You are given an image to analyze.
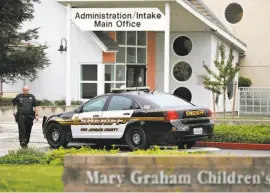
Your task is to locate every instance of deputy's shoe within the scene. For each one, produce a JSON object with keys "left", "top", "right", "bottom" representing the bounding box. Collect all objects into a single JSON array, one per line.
[{"left": 21, "top": 142, "right": 27, "bottom": 149}]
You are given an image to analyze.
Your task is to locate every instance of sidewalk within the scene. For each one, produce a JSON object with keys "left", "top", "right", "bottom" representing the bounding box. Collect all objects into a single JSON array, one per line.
[{"left": 0, "top": 121, "right": 49, "bottom": 156}]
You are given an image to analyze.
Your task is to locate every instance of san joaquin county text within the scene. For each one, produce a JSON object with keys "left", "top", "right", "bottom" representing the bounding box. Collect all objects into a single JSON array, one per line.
[
  {"left": 75, "top": 12, "right": 163, "bottom": 28},
  {"left": 86, "top": 170, "right": 270, "bottom": 186}
]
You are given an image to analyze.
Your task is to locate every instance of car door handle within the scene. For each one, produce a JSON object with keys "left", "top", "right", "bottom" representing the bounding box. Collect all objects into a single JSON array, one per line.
[
  {"left": 93, "top": 115, "right": 99, "bottom": 117},
  {"left": 123, "top": 113, "right": 130, "bottom": 115}
]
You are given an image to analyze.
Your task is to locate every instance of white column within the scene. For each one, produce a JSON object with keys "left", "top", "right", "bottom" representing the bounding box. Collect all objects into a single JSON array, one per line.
[
  {"left": 66, "top": 4, "right": 71, "bottom": 106},
  {"left": 97, "top": 64, "right": 105, "bottom": 95},
  {"left": 164, "top": 3, "right": 170, "bottom": 93}
]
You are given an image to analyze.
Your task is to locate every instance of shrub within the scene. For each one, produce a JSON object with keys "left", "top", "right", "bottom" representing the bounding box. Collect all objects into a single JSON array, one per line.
[
  {"left": 54, "top": 100, "right": 66, "bottom": 106},
  {"left": 238, "top": 76, "right": 252, "bottom": 87},
  {"left": 71, "top": 100, "right": 83, "bottom": 105},
  {"left": 0, "top": 97, "right": 13, "bottom": 106},
  {"left": 203, "top": 124, "right": 270, "bottom": 144},
  {"left": 45, "top": 146, "right": 120, "bottom": 165},
  {"left": 0, "top": 97, "right": 83, "bottom": 107},
  {"left": 130, "top": 145, "right": 206, "bottom": 155},
  {"left": 0, "top": 147, "right": 47, "bottom": 165},
  {"left": 36, "top": 99, "right": 54, "bottom": 106},
  {"left": 0, "top": 146, "right": 120, "bottom": 165}
]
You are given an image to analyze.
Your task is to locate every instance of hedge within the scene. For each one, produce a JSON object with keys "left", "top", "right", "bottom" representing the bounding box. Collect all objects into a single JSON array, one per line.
[
  {"left": 0, "top": 97, "right": 83, "bottom": 107},
  {"left": 0, "top": 146, "right": 205, "bottom": 165},
  {"left": 203, "top": 124, "right": 270, "bottom": 144}
]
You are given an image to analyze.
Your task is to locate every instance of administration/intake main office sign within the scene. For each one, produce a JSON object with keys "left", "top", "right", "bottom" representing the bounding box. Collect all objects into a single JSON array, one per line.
[{"left": 71, "top": 8, "right": 166, "bottom": 31}]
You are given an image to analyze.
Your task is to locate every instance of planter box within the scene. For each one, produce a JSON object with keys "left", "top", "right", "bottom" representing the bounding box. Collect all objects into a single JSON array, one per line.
[{"left": 63, "top": 154, "right": 270, "bottom": 192}]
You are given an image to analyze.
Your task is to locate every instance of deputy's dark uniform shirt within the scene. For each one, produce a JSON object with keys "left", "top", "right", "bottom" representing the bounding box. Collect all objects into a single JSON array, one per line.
[{"left": 12, "top": 94, "right": 37, "bottom": 115}]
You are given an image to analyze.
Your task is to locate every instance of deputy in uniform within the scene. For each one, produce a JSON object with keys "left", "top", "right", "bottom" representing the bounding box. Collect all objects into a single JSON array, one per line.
[{"left": 12, "top": 86, "right": 39, "bottom": 148}]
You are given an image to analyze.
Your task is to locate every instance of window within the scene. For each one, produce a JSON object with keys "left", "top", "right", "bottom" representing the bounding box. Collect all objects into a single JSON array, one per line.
[
  {"left": 104, "top": 64, "right": 126, "bottom": 93},
  {"left": 173, "top": 36, "right": 192, "bottom": 56},
  {"left": 173, "top": 87, "right": 192, "bottom": 102},
  {"left": 173, "top": 61, "right": 192, "bottom": 82},
  {"left": 140, "top": 93, "right": 193, "bottom": 108},
  {"left": 115, "top": 31, "right": 147, "bottom": 64},
  {"left": 225, "top": 3, "right": 243, "bottom": 24},
  {"left": 107, "top": 96, "right": 135, "bottom": 111},
  {"left": 80, "top": 64, "right": 98, "bottom": 99},
  {"left": 82, "top": 96, "right": 109, "bottom": 112}
]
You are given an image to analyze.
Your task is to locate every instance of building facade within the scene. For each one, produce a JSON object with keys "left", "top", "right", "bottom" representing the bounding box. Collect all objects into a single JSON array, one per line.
[
  {"left": 203, "top": 0, "right": 270, "bottom": 87},
  {"left": 2, "top": 0, "right": 248, "bottom": 112}
]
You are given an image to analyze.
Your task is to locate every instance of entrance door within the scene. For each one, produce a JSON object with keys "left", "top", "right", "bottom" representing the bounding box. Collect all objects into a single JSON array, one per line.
[{"left": 126, "top": 65, "right": 146, "bottom": 87}]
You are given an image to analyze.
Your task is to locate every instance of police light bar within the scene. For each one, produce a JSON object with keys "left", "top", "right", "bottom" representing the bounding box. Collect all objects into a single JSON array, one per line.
[{"left": 111, "top": 86, "right": 150, "bottom": 93}]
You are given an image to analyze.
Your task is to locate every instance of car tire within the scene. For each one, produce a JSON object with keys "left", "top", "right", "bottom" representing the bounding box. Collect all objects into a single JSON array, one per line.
[
  {"left": 46, "top": 123, "right": 68, "bottom": 148},
  {"left": 125, "top": 125, "right": 150, "bottom": 151},
  {"left": 178, "top": 141, "right": 196, "bottom": 149}
]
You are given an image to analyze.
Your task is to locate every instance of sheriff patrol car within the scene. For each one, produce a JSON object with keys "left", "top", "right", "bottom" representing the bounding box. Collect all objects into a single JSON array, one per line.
[{"left": 42, "top": 87, "right": 214, "bottom": 150}]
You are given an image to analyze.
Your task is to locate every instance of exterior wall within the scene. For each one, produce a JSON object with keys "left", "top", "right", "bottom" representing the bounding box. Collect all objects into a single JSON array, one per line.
[
  {"left": 3, "top": 0, "right": 103, "bottom": 101},
  {"left": 70, "top": 22, "right": 103, "bottom": 101},
  {"left": 155, "top": 32, "right": 212, "bottom": 108},
  {"left": 210, "top": 34, "right": 239, "bottom": 112},
  {"left": 3, "top": 0, "right": 67, "bottom": 100},
  {"left": 203, "top": 0, "right": 270, "bottom": 87}
]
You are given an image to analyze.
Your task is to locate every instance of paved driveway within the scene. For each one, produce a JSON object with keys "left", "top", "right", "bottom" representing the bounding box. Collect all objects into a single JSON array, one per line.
[{"left": 1, "top": 121, "right": 270, "bottom": 157}]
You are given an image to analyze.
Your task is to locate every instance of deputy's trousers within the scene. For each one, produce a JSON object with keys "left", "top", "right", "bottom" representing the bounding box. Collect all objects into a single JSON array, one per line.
[{"left": 17, "top": 115, "right": 34, "bottom": 146}]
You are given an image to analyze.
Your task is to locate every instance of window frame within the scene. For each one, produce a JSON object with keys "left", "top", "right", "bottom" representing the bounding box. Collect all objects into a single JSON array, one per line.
[
  {"left": 115, "top": 31, "right": 148, "bottom": 65},
  {"left": 104, "top": 94, "right": 142, "bottom": 111},
  {"left": 79, "top": 63, "right": 99, "bottom": 100}
]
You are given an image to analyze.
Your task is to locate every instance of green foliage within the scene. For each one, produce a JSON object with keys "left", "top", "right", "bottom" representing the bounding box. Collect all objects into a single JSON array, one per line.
[
  {"left": 0, "top": 147, "right": 47, "bottom": 165},
  {"left": 238, "top": 76, "right": 252, "bottom": 87},
  {"left": 0, "top": 165, "right": 63, "bottom": 192},
  {"left": 202, "top": 43, "right": 240, "bottom": 118},
  {"left": 202, "top": 43, "right": 239, "bottom": 94},
  {"left": 36, "top": 99, "right": 54, "bottom": 106},
  {"left": 203, "top": 124, "right": 270, "bottom": 144},
  {"left": 54, "top": 100, "right": 66, "bottom": 106},
  {"left": 45, "top": 146, "right": 120, "bottom": 165},
  {"left": 130, "top": 145, "right": 206, "bottom": 155},
  {"left": 71, "top": 100, "right": 83, "bottom": 105},
  {"left": 0, "top": 146, "right": 120, "bottom": 165},
  {"left": 0, "top": 97, "right": 83, "bottom": 107},
  {"left": 0, "top": 145, "right": 206, "bottom": 165},
  {"left": 0, "top": 0, "right": 50, "bottom": 84},
  {"left": 0, "top": 97, "right": 13, "bottom": 106}
]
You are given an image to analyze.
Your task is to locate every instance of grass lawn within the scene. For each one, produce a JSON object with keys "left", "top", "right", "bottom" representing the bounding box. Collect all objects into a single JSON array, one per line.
[{"left": 0, "top": 164, "right": 63, "bottom": 192}]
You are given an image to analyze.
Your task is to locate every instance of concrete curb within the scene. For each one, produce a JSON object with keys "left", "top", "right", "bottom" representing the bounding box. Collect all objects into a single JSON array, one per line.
[{"left": 196, "top": 141, "right": 270, "bottom": 150}]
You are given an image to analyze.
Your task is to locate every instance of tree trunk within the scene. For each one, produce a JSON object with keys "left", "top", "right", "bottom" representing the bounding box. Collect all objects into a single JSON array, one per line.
[{"left": 223, "top": 92, "right": 226, "bottom": 119}]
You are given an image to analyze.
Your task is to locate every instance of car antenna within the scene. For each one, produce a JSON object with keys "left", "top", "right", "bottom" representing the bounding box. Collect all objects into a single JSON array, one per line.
[{"left": 151, "top": 84, "right": 159, "bottom": 94}]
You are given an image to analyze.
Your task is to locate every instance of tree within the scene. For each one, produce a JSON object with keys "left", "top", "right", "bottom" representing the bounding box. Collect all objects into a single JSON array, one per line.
[
  {"left": 0, "top": 0, "right": 50, "bottom": 84},
  {"left": 202, "top": 43, "right": 240, "bottom": 118}
]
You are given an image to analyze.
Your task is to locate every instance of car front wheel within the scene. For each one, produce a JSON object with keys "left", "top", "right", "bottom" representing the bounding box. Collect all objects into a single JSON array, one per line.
[
  {"left": 125, "top": 125, "right": 150, "bottom": 151},
  {"left": 46, "top": 123, "right": 68, "bottom": 148}
]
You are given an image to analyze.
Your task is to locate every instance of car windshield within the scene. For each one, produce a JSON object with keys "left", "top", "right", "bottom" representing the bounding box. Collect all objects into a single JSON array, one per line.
[{"left": 140, "top": 93, "right": 194, "bottom": 108}]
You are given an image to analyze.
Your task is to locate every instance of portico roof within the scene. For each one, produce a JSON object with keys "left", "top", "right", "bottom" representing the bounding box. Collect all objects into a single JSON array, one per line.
[{"left": 58, "top": 0, "right": 247, "bottom": 53}]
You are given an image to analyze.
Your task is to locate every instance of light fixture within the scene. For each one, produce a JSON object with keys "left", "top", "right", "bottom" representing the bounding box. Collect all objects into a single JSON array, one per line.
[{"left": 58, "top": 38, "right": 67, "bottom": 53}]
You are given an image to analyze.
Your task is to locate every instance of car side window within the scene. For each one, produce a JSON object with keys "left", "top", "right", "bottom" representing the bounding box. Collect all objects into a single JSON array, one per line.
[
  {"left": 82, "top": 96, "right": 109, "bottom": 112},
  {"left": 107, "top": 96, "right": 135, "bottom": 111}
]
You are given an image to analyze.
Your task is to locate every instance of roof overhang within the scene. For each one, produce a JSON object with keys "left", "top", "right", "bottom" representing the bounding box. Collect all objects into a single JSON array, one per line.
[
  {"left": 176, "top": 0, "right": 247, "bottom": 53},
  {"left": 58, "top": 0, "right": 247, "bottom": 53},
  {"left": 90, "top": 31, "right": 119, "bottom": 52}
]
